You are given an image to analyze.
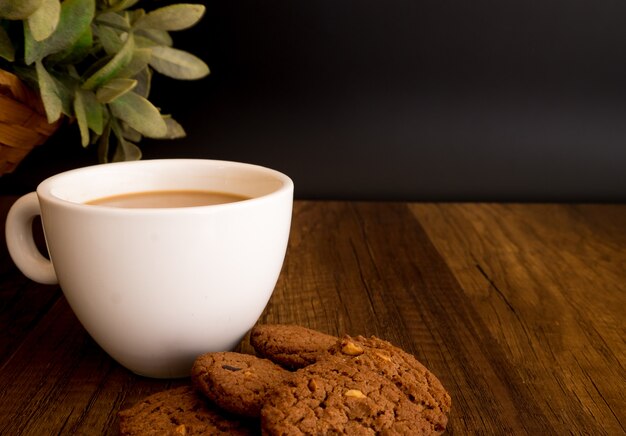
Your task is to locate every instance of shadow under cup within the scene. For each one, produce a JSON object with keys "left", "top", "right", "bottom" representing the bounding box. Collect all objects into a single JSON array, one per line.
[{"left": 27, "top": 159, "right": 293, "bottom": 378}]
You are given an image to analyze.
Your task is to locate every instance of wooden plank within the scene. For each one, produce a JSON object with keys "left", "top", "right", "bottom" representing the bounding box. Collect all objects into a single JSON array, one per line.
[
  {"left": 1, "top": 200, "right": 624, "bottom": 434},
  {"left": 411, "top": 203, "right": 626, "bottom": 435}
]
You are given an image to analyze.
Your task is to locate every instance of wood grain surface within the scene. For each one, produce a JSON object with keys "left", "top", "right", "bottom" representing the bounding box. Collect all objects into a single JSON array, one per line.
[{"left": 1, "top": 197, "right": 624, "bottom": 435}]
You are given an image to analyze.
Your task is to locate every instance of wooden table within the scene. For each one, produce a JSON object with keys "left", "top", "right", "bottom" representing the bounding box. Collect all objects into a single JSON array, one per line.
[{"left": 1, "top": 197, "right": 625, "bottom": 435}]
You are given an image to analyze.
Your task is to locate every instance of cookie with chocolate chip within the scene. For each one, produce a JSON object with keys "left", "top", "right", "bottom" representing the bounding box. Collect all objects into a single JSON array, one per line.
[
  {"left": 329, "top": 335, "right": 451, "bottom": 433},
  {"left": 118, "top": 386, "right": 256, "bottom": 436},
  {"left": 192, "top": 351, "right": 292, "bottom": 417},
  {"left": 250, "top": 324, "right": 337, "bottom": 369},
  {"left": 261, "top": 357, "right": 434, "bottom": 435}
]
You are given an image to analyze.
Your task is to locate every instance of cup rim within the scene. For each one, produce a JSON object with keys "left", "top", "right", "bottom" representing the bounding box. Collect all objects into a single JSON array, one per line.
[{"left": 36, "top": 159, "right": 294, "bottom": 213}]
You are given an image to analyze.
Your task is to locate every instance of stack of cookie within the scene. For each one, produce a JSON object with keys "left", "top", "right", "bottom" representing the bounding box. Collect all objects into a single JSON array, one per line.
[{"left": 119, "top": 324, "right": 451, "bottom": 435}]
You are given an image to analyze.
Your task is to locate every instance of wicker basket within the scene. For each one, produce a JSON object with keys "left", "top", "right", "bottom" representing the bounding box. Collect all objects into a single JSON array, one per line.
[{"left": 0, "top": 69, "right": 62, "bottom": 175}]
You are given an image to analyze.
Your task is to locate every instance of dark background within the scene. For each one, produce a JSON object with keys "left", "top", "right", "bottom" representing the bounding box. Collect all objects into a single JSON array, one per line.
[{"left": 2, "top": 0, "right": 626, "bottom": 200}]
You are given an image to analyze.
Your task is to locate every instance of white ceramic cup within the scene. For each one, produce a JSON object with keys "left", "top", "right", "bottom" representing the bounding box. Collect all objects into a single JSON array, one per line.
[{"left": 5, "top": 159, "right": 293, "bottom": 378}]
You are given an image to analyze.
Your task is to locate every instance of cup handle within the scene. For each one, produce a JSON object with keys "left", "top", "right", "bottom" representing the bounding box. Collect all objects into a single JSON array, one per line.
[{"left": 5, "top": 192, "right": 58, "bottom": 285}]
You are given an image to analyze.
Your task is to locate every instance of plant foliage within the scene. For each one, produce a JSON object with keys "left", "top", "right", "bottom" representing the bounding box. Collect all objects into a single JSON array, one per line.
[{"left": 0, "top": 0, "right": 209, "bottom": 161}]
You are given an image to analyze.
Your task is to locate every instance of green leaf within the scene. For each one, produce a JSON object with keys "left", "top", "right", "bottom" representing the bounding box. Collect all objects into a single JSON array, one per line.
[
  {"left": 95, "top": 24, "right": 124, "bottom": 55},
  {"left": 134, "top": 35, "right": 161, "bottom": 49},
  {"left": 47, "top": 25, "right": 93, "bottom": 64},
  {"left": 24, "top": 0, "right": 95, "bottom": 65},
  {"left": 28, "top": 0, "right": 61, "bottom": 41},
  {"left": 0, "top": 26, "right": 15, "bottom": 61},
  {"left": 35, "top": 61, "right": 62, "bottom": 123},
  {"left": 127, "top": 9, "right": 144, "bottom": 26},
  {"left": 118, "top": 48, "right": 152, "bottom": 79},
  {"left": 74, "top": 90, "right": 104, "bottom": 146},
  {"left": 82, "top": 32, "right": 134, "bottom": 90},
  {"left": 163, "top": 116, "right": 186, "bottom": 139},
  {"left": 77, "top": 89, "right": 104, "bottom": 134},
  {"left": 110, "top": 118, "right": 142, "bottom": 161},
  {"left": 0, "top": 0, "right": 44, "bottom": 20},
  {"left": 113, "top": 136, "right": 141, "bottom": 161},
  {"left": 135, "top": 28, "right": 172, "bottom": 47},
  {"left": 74, "top": 90, "right": 90, "bottom": 146},
  {"left": 48, "top": 71, "right": 75, "bottom": 116},
  {"left": 97, "top": 122, "right": 112, "bottom": 162},
  {"left": 135, "top": 4, "right": 205, "bottom": 31},
  {"left": 108, "top": 91, "right": 167, "bottom": 138},
  {"left": 106, "top": 0, "right": 140, "bottom": 13},
  {"left": 149, "top": 46, "right": 209, "bottom": 80},
  {"left": 95, "top": 11, "right": 130, "bottom": 32},
  {"left": 120, "top": 124, "right": 142, "bottom": 142},
  {"left": 132, "top": 67, "right": 152, "bottom": 98},
  {"left": 96, "top": 78, "right": 137, "bottom": 103}
]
